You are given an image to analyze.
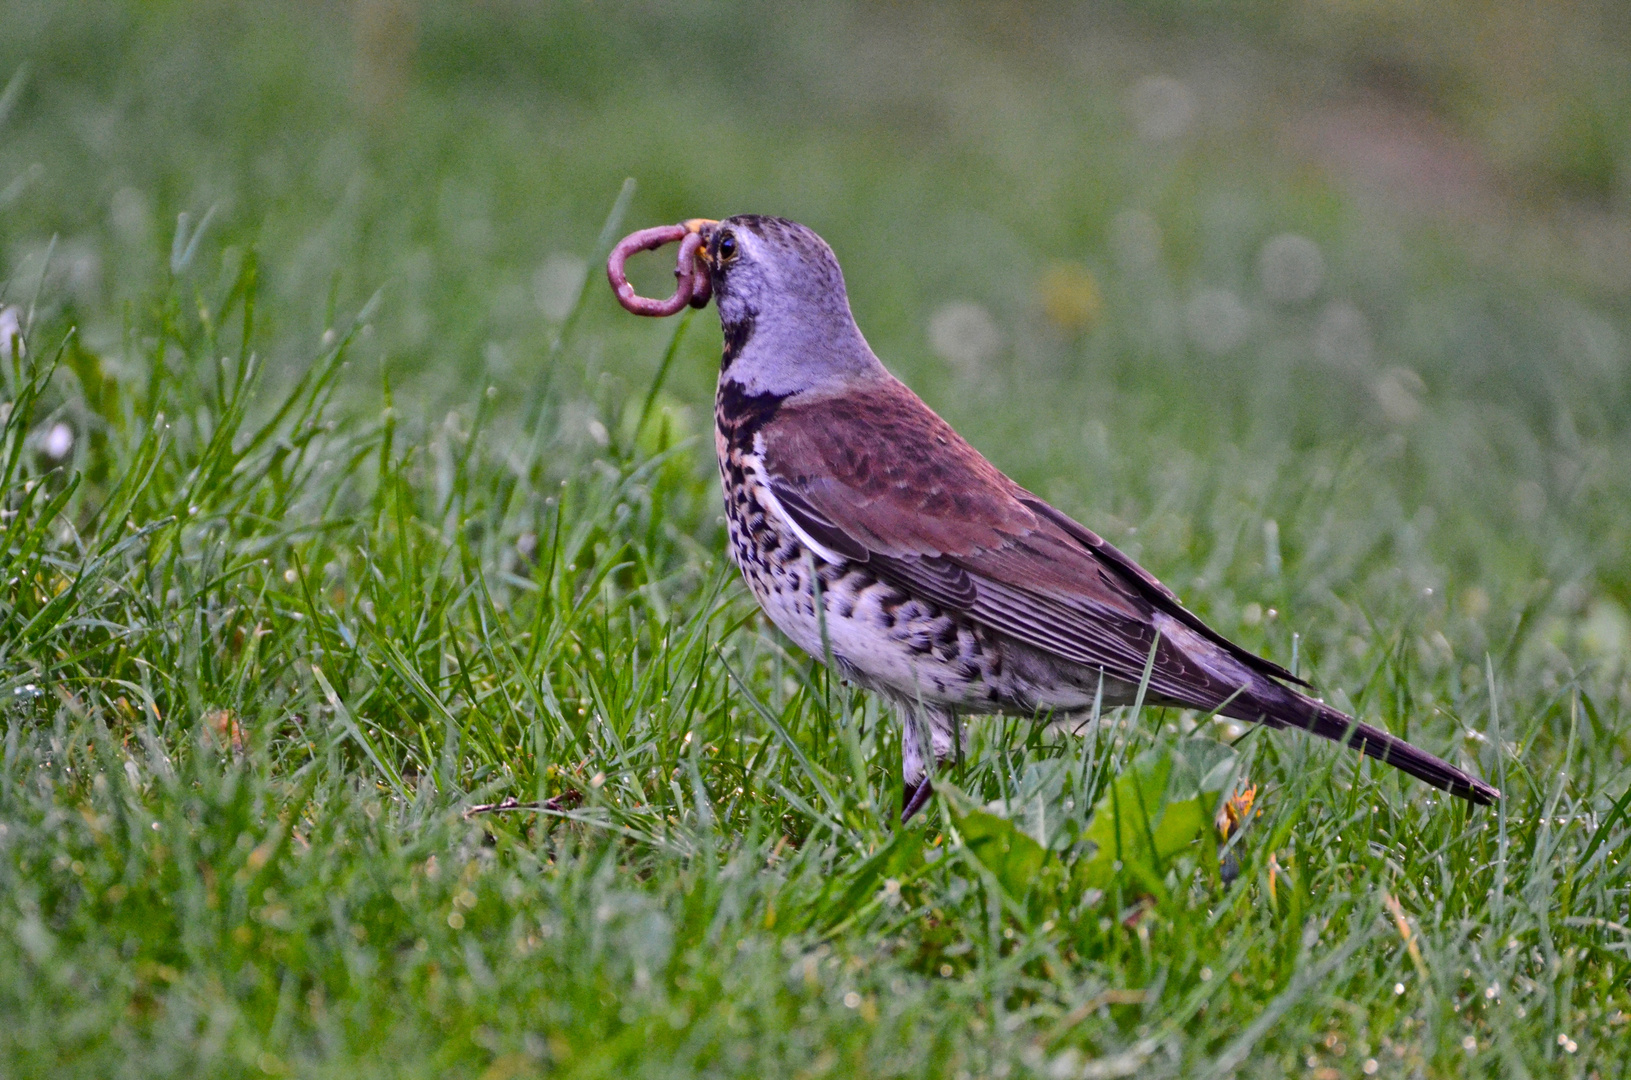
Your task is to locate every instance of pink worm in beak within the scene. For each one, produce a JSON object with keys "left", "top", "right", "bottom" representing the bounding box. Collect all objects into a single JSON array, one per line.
[{"left": 606, "top": 224, "right": 712, "bottom": 317}]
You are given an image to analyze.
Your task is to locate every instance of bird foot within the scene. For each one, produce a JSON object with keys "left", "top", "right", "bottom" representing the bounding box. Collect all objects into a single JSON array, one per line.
[{"left": 900, "top": 778, "right": 935, "bottom": 824}]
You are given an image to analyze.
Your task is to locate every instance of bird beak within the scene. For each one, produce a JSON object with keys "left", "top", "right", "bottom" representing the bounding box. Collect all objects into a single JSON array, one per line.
[{"left": 683, "top": 218, "right": 718, "bottom": 264}]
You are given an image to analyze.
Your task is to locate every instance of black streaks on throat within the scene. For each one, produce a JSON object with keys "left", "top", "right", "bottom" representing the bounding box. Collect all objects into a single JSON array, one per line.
[
  {"left": 720, "top": 308, "right": 756, "bottom": 372},
  {"left": 715, "top": 376, "right": 785, "bottom": 455}
]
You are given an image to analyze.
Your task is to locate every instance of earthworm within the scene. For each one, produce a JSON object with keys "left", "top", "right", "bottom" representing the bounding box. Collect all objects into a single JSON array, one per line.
[{"left": 607, "top": 222, "right": 713, "bottom": 316}]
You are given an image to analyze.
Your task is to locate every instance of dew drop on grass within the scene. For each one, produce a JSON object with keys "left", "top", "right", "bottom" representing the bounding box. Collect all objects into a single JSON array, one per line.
[
  {"left": 1259, "top": 234, "right": 1324, "bottom": 303},
  {"left": 1110, "top": 210, "right": 1162, "bottom": 273},
  {"left": 927, "top": 302, "right": 1001, "bottom": 376},
  {"left": 1128, "top": 75, "right": 1194, "bottom": 142},
  {"left": 0, "top": 307, "right": 20, "bottom": 360},
  {"left": 1185, "top": 289, "right": 1249, "bottom": 355},
  {"left": 42, "top": 423, "right": 73, "bottom": 460}
]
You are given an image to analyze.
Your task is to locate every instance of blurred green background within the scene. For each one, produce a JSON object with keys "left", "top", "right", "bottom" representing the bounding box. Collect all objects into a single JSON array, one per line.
[
  {"left": 6, "top": 1, "right": 1630, "bottom": 416},
  {"left": 4, "top": 2, "right": 1631, "bottom": 1074},
  {"left": 5, "top": 0, "right": 1630, "bottom": 617}
]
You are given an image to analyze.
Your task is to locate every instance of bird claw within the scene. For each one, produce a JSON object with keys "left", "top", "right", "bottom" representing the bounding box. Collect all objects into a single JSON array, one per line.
[
  {"left": 900, "top": 778, "right": 934, "bottom": 824},
  {"left": 607, "top": 222, "right": 713, "bottom": 317}
]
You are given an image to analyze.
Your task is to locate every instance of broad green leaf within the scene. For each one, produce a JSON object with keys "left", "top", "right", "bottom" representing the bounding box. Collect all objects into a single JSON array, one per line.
[
  {"left": 942, "top": 783, "right": 1048, "bottom": 902},
  {"left": 1075, "top": 740, "right": 1237, "bottom": 899}
]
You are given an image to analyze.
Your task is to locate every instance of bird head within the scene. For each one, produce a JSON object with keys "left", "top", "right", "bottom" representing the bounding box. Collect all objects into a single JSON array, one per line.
[{"left": 693, "top": 215, "right": 881, "bottom": 394}]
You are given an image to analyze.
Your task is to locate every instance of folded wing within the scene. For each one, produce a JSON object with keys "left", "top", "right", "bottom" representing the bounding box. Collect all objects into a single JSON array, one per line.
[{"left": 760, "top": 379, "right": 1302, "bottom": 709}]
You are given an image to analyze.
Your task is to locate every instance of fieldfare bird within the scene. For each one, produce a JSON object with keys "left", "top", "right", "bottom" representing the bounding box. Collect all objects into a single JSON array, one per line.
[{"left": 608, "top": 215, "right": 1500, "bottom": 822}]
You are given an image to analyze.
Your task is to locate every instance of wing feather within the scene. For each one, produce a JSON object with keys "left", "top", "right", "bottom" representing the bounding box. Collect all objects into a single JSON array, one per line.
[{"left": 758, "top": 383, "right": 1274, "bottom": 709}]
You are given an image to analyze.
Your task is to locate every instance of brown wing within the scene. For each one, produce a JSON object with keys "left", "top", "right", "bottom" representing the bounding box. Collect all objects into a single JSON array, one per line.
[{"left": 759, "top": 378, "right": 1308, "bottom": 708}]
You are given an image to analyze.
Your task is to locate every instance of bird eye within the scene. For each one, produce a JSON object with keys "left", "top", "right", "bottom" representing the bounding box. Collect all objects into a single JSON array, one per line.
[{"left": 717, "top": 233, "right": 738, "bottom": 262}]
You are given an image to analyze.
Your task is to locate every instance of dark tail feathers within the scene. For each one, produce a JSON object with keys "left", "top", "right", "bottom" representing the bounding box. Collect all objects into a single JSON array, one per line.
[{"left": 1231, "top": 691, "right": 1500, "bottom": 805}]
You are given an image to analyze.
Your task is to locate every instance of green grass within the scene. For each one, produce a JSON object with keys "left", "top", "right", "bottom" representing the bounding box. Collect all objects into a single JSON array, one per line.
[{"left": 2, "top": 2, "right": 1630, "bottom": 1076}]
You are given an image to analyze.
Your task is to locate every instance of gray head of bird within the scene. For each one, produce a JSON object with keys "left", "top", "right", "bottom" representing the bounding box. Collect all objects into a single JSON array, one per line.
[{"left": 693, "top": 215, "right": 883, "bottom": 396}]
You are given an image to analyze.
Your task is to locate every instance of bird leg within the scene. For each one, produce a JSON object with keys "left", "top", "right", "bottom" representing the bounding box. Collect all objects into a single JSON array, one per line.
[
  {"left": 606, "top": 220, "right": 715, "bottom": 317},
  {"left": 900, "top": 703, "right": 960, "bottom": 824}
]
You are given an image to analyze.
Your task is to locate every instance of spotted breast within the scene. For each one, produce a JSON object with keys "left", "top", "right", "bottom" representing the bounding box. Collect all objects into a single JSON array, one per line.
[{"left": 714, "top": 379, "right": 1116, "bottom": 717}]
